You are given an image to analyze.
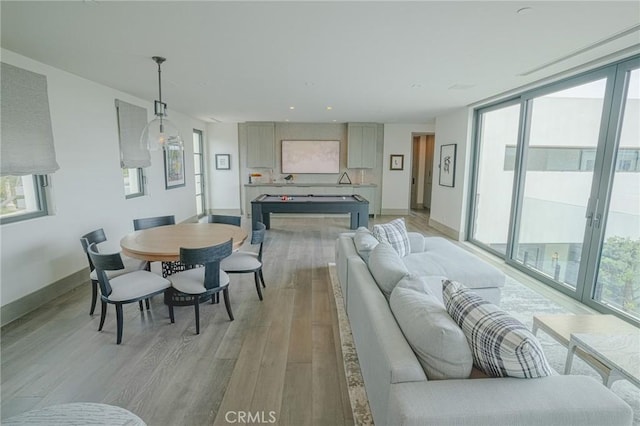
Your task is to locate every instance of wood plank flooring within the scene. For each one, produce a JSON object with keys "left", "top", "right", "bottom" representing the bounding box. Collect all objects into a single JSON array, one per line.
[{"left": 2, "top": 213, "right": 439, "bottom": 425}]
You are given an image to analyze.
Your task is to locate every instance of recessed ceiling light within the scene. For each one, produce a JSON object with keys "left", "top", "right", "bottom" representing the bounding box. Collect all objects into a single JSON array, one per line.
[
  {"left": 305, "top": 81, "right": 316, "bottom": 87},
  {"left": 410, "top": 83, "right": 423, "bottom": 88},
  {"left": 289, "top": 106, "right": 295, "bottom": 110},
  {"left": 517, "top": 7, "right": 533, "bottom": 15},
  {"left": 285, "top": 119, "right": 290, "bottom": 122},
  {"left": 332, "top": 120, "right": 337, "bottom": 122},
  {"left": 326, "top": 106, "right": 333, "bottom": 110}
]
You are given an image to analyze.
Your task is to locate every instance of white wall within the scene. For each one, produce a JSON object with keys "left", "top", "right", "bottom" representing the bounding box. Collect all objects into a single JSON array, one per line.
[
  {"left": 431, "top": 108, "right": 473, "bottom": 239},
  {"left": 207, "top": 123, "right": 241, "bottom": 212},
  {"left": 381, "top": 123, "right": 434, "bottom": 213},
  {"left": 0, "top": 49, "right": 205, "bottom": 307}
]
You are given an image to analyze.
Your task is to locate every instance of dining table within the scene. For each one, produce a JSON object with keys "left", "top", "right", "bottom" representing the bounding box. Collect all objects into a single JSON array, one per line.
[
  {"left": 120, "top": 222, "right": 248, "bottom": 262},
  {"left": 120, "top": 222, "right": 248, "bottom": 305}
]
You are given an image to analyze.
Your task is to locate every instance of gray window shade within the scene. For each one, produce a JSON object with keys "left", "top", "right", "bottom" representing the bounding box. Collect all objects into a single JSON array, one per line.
[
  {"left": 1, "top": 62, "right": 59, "bottom": 176},
  {"left": 115, "top": 99, "right": 150, "bottom": 168}
]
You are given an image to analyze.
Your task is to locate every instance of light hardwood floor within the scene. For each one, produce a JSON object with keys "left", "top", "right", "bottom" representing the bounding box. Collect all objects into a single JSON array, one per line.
[{"left": 1, "top": 212, "right": 441, "bottom": 425}]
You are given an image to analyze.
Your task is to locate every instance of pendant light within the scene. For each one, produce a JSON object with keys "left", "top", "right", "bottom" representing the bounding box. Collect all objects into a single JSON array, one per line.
[{"left": 140, "top": 56, "right": 184, "bottom": 152}]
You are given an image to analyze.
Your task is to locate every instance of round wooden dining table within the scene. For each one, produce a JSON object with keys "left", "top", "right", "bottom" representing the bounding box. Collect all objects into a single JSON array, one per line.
[{"left": 120, "top": 223, "right": 248, "bottom": 262}]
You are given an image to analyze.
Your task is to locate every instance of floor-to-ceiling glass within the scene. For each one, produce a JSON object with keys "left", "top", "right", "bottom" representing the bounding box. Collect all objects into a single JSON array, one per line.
[
  {"left": 513, "top": 78, "right": 608, "bottom": 289},
  {"left": 592, "top": 67, "right": 640, "bottom": 320},
  {"left": 470, "top": 103, "right": 521, "bottom": 255},
  {"left": 469, "top": 55, "right": 640, "bottom": 324}
]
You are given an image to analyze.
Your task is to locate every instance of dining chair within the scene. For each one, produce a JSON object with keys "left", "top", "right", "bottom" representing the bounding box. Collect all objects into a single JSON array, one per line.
[
  {"left": 133, "top": 215, "right": 176, "bottom": 231},
  {"left": 133, "top": 214, "right": 177, "bottom": 277},
  {"left": 80, "top": 228, "right": 147, "bottom": 315},
  {"left": 168, "top": 239, "right": 233, "bottom": 335},
  {"left": 86, "top": 242, "right": 171, "bottom": 344},
  {"left": 220, "top": 221, "right": 267, "bottom": 301},
  {"left": 207, "top": 214, "right": 241, "bottom": 226}
]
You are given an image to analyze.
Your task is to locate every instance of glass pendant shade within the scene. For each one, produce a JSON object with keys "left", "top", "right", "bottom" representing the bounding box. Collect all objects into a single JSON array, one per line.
[{"left": 140, "top": 115, "right": 184, "bottom": 152}]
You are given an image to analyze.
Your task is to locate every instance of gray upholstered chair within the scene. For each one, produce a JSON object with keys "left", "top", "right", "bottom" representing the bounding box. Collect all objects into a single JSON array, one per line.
[
  {"left": 133, "top": 215, "right": 175, "bottom": 231},
  {"left": 207, "top": 214, "right": 241, "bottom": 226},
  {"left": 80, "top": 228, "right": 147, "bottom": 315},
  {"left": 168, "top": 239, "right": 234, "bottom": 335},
  {"left": 220, "top": 222, "right": 267, "bottom": 301},
  {"left": 86, "top": 242, "right": 171, "bottom": 344}
]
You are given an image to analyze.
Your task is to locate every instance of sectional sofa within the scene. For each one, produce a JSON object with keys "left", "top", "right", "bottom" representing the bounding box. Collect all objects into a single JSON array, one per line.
[{"left": 335, "top": 229, "right": 633, "bottom": 426}]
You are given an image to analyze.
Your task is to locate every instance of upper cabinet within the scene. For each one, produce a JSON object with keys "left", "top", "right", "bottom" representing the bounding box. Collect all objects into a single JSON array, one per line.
[
  {"left": 347, "top": 123, "right": 377, "bottom": 169},
  {"left": 245, "top": 122, "right": 275, "bottom": 168}
]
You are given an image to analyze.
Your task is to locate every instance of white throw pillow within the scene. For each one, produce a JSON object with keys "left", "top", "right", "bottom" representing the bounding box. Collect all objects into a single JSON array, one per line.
[
  {"left": 367, "top": 242, "right": 409, "bottom": 298},
  {"left": 390, "top": 278, "right": 473, "bottom": 380},
  {"left": 353, "top": 227, "right": 379, "bottom": 262},
  {"left": 372, "top": 218, "right": 410, "bottom": 257},
  {"left": 443, "top": 280, "right": 553, "bottom": 378}
]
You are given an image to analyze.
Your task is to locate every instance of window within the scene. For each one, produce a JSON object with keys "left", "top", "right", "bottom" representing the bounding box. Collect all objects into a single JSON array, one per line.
[
  {"left": 193, "top": 129, "right": 206, "bottom": 216},
  {"left": 469, "top": 55, "right": 640, "bottom": 324},
  {"left": 123, "top": 168, "right": 144, "bottom": 198},
  {"left": 0, "top": 175, "right": 48, "bottom": 224}
]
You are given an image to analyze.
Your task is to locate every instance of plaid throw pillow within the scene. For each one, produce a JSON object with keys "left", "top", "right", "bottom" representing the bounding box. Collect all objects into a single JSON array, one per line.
[
  {"left": 372, "top": 218, "right": 410, "bottom": 257},
  {"left": 443, "top": 280, "right": 553, "bottom": 378}
]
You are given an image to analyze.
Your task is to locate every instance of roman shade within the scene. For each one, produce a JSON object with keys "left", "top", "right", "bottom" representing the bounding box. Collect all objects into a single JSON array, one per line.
[
  {"left": 1, "top": 62, "right": 59, "bottom": 176},
  {"left": 115, "top": 99, "right": 150, "bottom": 168}
]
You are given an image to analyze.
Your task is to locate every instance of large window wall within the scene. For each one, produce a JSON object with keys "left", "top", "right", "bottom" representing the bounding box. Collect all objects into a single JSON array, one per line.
[{"left": 469, "top": 55, "right": 640, "bottom": 324}]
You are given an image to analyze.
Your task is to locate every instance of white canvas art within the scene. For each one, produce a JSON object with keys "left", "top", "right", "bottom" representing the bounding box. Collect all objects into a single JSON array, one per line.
[{"left": 281, "top": 140, "right": 340, "bottom": 174}]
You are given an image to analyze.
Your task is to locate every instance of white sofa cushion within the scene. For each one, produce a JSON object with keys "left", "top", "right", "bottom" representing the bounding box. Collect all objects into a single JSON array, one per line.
[
  {"left": 372, "top": 218, "right": 410, "bottom": 257},
  {"left": 390, "top": 278, "right": 473, "bottom": 380},
  {"left": 443, "top": 280, "right": 553, "bottom": 378},
  {"left": 353, "top": 227, "right": 379, "bottom": 262},
  {"left": 367, "top": 242, "right": 409, "bottom": 298}
]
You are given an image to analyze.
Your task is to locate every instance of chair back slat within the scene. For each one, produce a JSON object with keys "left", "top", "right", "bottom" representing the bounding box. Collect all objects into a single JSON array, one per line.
[
  {"left": 207, "top": 215, "right": 241, "bottom": 226},
  {"left": 80, "top": 228, "right": 107, "bottom": 271},
  {"left": 133, "top": 215, "right": 176, "bottom": 231},
  {"left": 180, "top": 239, "right": 233, "bottom": 290},
  {"left": 252, "top": 222, "right": 266, "bottom": 261},
  {"left": 87, "top": 242, "right": 124, "bottom": 297}
]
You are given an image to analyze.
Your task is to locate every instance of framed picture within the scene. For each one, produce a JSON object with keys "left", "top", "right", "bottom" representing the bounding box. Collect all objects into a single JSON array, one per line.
[
  {"left": 216, "top": 154, "right": 231, "bottom": 170},
  {"left": 390, "top": 154, "right": 404, "bottom": 170},
  {"left": 439, "top": 144, "right": 457, "bottom": 187},
  {"left": 164, "top": 148, "right": 186, "bottom": 189}
]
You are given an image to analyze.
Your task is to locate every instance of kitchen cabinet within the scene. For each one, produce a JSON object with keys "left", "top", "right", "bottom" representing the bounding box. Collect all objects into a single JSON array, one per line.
[
  {"left": 347, "top": 123, "right": 377, "bottom": 169},
  {"left": 246, "top": 122, "right": 275, "bottom": 168}
]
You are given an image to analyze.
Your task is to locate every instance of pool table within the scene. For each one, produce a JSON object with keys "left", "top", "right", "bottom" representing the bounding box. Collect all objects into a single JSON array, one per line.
[{"left": 251, "top": 194, "right": 369, "bottom": 230}]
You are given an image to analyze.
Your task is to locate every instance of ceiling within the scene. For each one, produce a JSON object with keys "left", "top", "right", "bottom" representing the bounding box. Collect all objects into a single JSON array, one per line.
[{"left": 2, "top": 1, "right": 639, "bottom": 124}]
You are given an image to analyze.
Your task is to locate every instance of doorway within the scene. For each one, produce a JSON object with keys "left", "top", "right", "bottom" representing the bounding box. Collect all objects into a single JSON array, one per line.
[{"left": 410, "top": 134, "right": 435, "bottom": 210}]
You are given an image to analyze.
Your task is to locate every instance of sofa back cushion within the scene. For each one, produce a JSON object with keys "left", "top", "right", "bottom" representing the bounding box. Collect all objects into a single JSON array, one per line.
[
  {"left": 443, "top": 280, "right": 553, "bottom": 378},
  {"left": 367, "top": 242, "right": 409, "bottom": 298},
  {"left": 353, "top": 227, "right": 379, "bottom": 262},
  {"left": 390, "top": 277, "right": 473, "bottom": 380},
  {"left": 372, "top": 218, "right": 410, "bottom": 257}
]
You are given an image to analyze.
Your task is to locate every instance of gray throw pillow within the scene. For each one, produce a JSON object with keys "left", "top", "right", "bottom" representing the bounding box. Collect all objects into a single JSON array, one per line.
[
  {"left": 390, "top": 278, "right": 473, "bottom": 380},
  {"left": 443, "top": 280, "right": 553, "bottom": 378},
  {"left": 367, "top": 242, "right": 409, "bottom": 298},
  {"left": 353, "top": 227, "right": 379, "bottom": 262}
]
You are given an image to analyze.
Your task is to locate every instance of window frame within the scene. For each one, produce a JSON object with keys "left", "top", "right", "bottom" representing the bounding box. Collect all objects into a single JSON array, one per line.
[
  {"left": 123, "top": 167, "right": 145, "bottom": 199},
  {"left": 0, "top": 174, "right": 49, "bottom": 225}
]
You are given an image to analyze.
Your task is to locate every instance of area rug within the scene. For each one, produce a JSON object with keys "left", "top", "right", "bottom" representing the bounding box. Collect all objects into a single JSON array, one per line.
[
  {"left": 328, "top": 263, "right": 374, "bottom": 426},
  {"left": 327, "top": 264, "right": 639, "bottom": 425}
]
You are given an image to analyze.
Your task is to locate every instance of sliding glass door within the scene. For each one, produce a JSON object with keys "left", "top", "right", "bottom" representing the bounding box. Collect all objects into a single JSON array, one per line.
[
  {"left": 469, "top": 55, "right": 640, "bottom": 324},
  {"left": 587, "top": 62, "right": 639, "bottom": 320},
  {"left": 513, "top": 76, "right": 610, "bottom": 289}
]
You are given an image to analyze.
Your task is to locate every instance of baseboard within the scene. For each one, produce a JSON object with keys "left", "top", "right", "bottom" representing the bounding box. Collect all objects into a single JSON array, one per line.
[
  {"left": 380, "top": 209, "right": 410, "bottom": 215},
  {"left": 428, "top": 218, "right": 462, "bottom": 241},
  {"left": 1, "top": 268, "right": 88, "bottom": 327}
]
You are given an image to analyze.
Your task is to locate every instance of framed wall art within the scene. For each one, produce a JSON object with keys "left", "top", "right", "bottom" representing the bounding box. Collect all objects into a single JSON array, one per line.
[
  {"left": 164, "top": 148, "right": 186, "bottom": 189},
  {"left": 390, "top": 154, "right": 404, "bottom": 170},
  {"left": 438, "top": 143, "right": 456, "bottom": 187},
  {"left": 216, "top": 154, "right": 231, "bottom": 170}
]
